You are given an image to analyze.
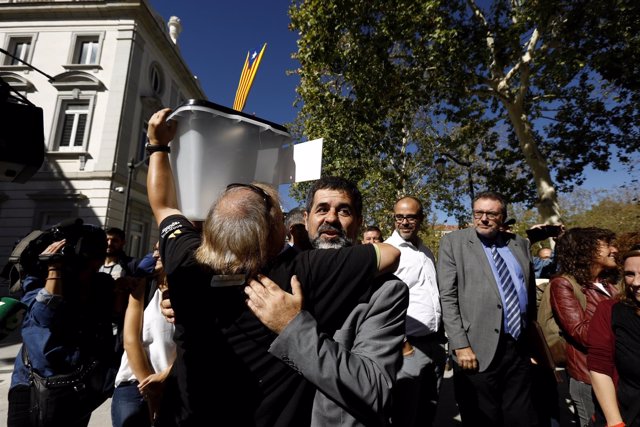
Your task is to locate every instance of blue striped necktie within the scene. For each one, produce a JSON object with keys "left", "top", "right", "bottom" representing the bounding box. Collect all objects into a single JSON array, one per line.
[{"left": 491, "top": 245, "right": 521, "bottom": 339}]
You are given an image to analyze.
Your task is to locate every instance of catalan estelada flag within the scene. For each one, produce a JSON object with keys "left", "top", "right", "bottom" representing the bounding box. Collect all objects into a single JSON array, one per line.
[{"left": 233, "top": 43, "right": 267, "bottom": 111}]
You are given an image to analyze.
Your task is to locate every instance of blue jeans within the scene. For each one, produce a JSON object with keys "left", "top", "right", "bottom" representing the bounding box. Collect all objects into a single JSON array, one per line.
[{"left": 111, "top": 381, "right": 151, "bottom": 427}]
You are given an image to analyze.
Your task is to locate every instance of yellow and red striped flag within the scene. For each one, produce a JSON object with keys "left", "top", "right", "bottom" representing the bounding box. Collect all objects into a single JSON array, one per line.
[{"left": 233, "top": 43, "right": 267, "bottom": 111}]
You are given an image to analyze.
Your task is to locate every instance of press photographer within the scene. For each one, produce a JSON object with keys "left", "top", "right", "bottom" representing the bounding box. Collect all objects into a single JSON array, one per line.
[{"left": 7, "top": 219, "right": 118, "bottom": 427}]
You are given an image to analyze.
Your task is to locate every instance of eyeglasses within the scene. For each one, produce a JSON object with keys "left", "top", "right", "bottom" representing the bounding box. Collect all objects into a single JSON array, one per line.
[
  {"left": 226, "top": 183, "right": 273, "bottom": 213},
  {"left": 394, "top": 214, "right": 421, "bottom": 223},
  {"left": 472, "top": 210, "right": 501, "bottom": 220}
]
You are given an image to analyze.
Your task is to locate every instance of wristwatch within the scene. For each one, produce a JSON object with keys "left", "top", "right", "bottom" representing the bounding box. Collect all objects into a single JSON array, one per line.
[{"left": 145, "top": 142, "right": 171, "bottom": 155}]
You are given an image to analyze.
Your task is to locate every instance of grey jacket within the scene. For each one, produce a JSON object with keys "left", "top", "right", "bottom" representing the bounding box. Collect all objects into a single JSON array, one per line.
[
  {"left": 437, "top": 228, "right": 536, "bottom": 372},
  {"left": 269, "top": 278, "right": 409, "bottom": 426}
]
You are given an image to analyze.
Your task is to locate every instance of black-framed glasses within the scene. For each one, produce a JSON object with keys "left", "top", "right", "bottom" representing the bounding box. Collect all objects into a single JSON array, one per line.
[
  {"left": 472, "top": 210, "right": 501, "bottom": 220},
  {"left": 226, "top": 183, "right": 273, "bottom": 213},
  {"left": 394, "top": 214, "right": 421, "bottom": 223}
]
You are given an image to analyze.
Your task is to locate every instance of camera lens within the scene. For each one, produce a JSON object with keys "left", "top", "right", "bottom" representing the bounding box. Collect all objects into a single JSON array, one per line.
[{"left": 52, "top": 227, "right": 64, "bottom": 241}]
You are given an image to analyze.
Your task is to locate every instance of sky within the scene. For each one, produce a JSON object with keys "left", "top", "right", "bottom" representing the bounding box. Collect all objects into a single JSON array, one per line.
[
  {"left": 150, "top": 0, "right": 302, "bottom": 211},
  {"left": 149, "top": 0, "right": 638, "bottom": 220},
  {"left": 150, "top": 0, "right": 299, "bottom": 125}
]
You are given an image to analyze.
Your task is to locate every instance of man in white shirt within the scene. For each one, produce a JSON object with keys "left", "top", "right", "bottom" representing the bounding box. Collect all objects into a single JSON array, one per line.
[{"left": 385, "top": 196, "right": 446, "bottom": 427}]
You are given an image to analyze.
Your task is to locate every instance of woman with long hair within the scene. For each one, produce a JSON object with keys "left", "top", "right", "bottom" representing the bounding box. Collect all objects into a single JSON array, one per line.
[
  {"left": 588, "top": 245, "right": 640, "bottom": 427},
  {"left": 111, "top": 242, "right": 176, "bottom": 427},
  {"left": 550, "top": 227, "right": 619, "bottom": 427}
]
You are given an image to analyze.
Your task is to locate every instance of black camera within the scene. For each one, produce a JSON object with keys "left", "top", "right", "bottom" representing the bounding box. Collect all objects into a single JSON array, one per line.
[
  {"left": 37, "top": 219, "right": 107, "bottom": 264},
  {"left": 526, "top": 225, "right": 563, "bottom": 243},
  {"left": 1, "top": 219, "right": 107, "bottom": 288}
]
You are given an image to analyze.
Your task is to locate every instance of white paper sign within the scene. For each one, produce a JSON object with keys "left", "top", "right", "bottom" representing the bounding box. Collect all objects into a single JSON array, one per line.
[{"left": 291, "top": 138, "right": 323, "bottom": 182}]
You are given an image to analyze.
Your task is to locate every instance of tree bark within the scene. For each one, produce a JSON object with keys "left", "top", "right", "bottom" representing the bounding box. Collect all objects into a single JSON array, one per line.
[{"left": 504, "top": 101, "right": 562, "bottom": 224}]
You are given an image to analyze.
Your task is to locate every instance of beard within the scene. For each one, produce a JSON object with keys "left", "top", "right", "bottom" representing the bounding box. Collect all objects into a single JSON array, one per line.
[{"left": 311, "top": 224, "right": 354, "bottom": 249}]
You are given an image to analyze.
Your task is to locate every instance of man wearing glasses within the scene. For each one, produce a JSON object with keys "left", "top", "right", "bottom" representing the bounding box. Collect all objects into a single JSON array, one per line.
[
  {"left": 384, "top": 196, "right": 445, "bottom": 427},
  {"left": 437, "top": 191, "right": 537, "bottom": 427}
]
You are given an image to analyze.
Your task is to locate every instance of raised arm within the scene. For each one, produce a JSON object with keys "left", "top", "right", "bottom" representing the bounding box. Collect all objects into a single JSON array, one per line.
[
  {"left": 374, "top": 242, "right": 400, "bottom": 275},
  {"left": 146, "top": 108, "right": 181, "bottom": 225}
]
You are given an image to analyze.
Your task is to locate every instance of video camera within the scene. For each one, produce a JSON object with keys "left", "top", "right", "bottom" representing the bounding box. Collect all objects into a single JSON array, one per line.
[{"left": 1, "top": 219, "right": 107, "bottom": 294}]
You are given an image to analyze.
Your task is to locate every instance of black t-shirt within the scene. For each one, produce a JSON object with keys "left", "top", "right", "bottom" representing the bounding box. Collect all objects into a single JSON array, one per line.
[
  {"left": 157, "top": 215, "right": 379, "bottom": 427},
  {"left": 612, "top": 303, "right": 640, "bottom": 425}
]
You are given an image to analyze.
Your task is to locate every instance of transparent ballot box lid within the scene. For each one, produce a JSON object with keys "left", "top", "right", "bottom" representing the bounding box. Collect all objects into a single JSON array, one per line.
[{"left": 167, "top": 100, "right": 295, "bottom": 221}]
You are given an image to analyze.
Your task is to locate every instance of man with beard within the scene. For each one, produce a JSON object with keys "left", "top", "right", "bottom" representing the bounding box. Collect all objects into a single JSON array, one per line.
[
  {"left": 99, "top": 227, "right": 156, "bottom": 375},
  {"left": 246, "top": 176, "right": 409, "bottom": 426},
  {"left": 384, "top": 196, "right": 445, "bottom": 427},
  {"left": 146, "top": 110, "right": 402, "bottom": 427},
  {"left": 99, "top": 228, "right": 133, "bottom": 280}
]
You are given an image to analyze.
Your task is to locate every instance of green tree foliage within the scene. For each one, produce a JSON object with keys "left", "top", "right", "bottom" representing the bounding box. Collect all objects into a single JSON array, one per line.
[
  {"left": 562, "top": 189, "right": 640, "bottom": 234},
  {"left": 511, "top": 187, "right": 639, "bottom": 234},
  {"left": 288, "top": 0, "right": 639, "bottom": 225}
]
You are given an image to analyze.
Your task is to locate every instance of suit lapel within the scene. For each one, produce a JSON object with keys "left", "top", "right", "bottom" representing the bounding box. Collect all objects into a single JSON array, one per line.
[{"left": 464, "top": 228, "right": 501, "bottom": 300}]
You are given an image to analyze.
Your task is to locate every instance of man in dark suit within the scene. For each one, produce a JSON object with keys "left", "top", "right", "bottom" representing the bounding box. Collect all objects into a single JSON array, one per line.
[{"left": 437, "top": 191, "right": 537, "bottom": 427}]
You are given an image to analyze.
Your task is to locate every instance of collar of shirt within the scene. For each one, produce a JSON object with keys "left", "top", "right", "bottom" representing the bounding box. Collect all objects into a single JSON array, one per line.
[
  {"left": 386, "top": 229, "right": 421, "bottom": 250},
  {"left": 592, "top": 282, "right": 612, "bottom": 297}
]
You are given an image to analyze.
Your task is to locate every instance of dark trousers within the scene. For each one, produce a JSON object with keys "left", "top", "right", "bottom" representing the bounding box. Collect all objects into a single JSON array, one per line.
[
  {"left": 7, "top": 384, "right": 91, "bottom": 427},
  {"left": 392, "top": 334, "right": 447, "bottom": 427},
  {"left": 453, "top": 334, "right": 537, "bottom": 427}
]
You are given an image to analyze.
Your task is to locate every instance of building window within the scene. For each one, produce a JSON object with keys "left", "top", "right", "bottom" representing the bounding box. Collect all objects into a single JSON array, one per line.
[
  {"left": 149, "top": 63, "right": 164, "bottom": 95},
  {"left": 8, "top": 39, "right": 30, "bottom": 65},
  {"left": 75, "top": 38, "right": 99, "bottom": 64},
  {"left": 51, "top": 97, "right": 95, "bottom": 152},
  {"left": 39, "top": 211, "right": 73, "bottom": 230},
  {"left": 137, "top": 119, "right": 149, "bottom": 162},
  {"left": 3, "top": 35, "right": 35, "bottom": 66},
  {"left": 60, "top": 102, "right": 88, "bottom": 149},
  {"left": 68, "top": 33, "right": 104, "bottom": 66},
  {"left": 127, "top": 220, "right": 148, "bottom": 258},
  {"left": 169, "top": 82, "right": 178, "bottom": 107}
]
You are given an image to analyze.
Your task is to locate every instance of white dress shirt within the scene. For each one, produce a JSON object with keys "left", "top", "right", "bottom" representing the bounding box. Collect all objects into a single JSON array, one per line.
[
  {"left": 115, "top": 287, "right": 176, "bottom": 386},
  {"left": 386, "top": 230, "right": 441, "bottom": 336}
]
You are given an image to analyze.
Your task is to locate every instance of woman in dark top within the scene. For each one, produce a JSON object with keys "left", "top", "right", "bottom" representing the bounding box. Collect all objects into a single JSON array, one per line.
[{"left": 588, "top": 245, "right": 640, "bottom": 427}]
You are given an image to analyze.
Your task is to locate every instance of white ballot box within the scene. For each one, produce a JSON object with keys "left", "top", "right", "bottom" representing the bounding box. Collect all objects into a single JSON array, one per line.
[{"left": 167, "top": 100, "right": 321, "bottom": 221}]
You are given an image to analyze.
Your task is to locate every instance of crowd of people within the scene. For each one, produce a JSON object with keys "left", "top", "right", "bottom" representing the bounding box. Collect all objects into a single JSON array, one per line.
[{"left": 3, "top": 106, "right": 639, "bottom": 427}]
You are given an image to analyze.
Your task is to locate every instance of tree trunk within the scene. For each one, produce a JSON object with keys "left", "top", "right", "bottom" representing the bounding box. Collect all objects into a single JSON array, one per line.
[{"left": 504, "top": 101, "right": 562, "bottom": 224}]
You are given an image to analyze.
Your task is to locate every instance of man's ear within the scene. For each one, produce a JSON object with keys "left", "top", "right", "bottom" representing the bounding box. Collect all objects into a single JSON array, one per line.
[{"left": 303, "top": 211, "right": 309, "bottom": 231}]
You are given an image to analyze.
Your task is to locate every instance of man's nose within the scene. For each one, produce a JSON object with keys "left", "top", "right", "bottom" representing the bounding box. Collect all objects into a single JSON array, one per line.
[{"left": 324, "top": 208, "right": 339, "bottom": 223}]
